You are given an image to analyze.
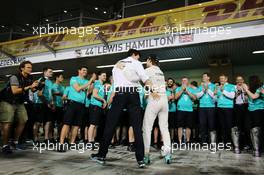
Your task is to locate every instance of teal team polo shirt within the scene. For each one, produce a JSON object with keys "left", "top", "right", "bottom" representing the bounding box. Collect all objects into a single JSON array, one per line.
[
  {"left": 90, "top": 80, "right": 105, "bottom": 108},
  {"left": 35, "top": 78, "right": 53, "bottom": 104},
  {"left": 68, "top": 76, "right": 88, "bottom": 104},
  {"left": 248, "top": 87, "right": 264, "bottom": 111},
  {"left": 198, "top": 83, "right": 216, "bottom": 108},
  {"left": 217, "top": 83, "right": 236, "bottom": 108},
  {"left": 166, "top": 88, "right": 176, "bottom": 112},
  {"left": 52, "top": 83, "right": 65, "bottom": 107},
  {"left": 175, "top": 86, "right": 195, "bottom": 112}
]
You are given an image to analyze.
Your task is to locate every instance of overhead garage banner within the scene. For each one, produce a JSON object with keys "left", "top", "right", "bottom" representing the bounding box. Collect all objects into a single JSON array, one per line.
[{"left": 0, "top": 0, "right": 264, "bottom": 58}]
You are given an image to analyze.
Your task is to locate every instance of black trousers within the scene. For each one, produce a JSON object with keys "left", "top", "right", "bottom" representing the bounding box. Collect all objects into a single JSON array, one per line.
[
  {"left": 98, "top": 91, "right": 144, "bottom": 161},
  {"left": 217, "top": 108, "right": 233, "bottom": 144},
  {"left": 20, "top": 103, "right": 34, "bottom": 141},
  {"left": 199, "top": 108, "right": 216, "bottom": 143},
  {"left": 234, "top": 104, "right": 250, "bottom": 147}
]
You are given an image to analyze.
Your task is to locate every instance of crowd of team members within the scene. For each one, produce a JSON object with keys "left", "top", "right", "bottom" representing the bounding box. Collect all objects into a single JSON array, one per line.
[{"left": 0, "top": 61, "right": 264, "bottom": 158}]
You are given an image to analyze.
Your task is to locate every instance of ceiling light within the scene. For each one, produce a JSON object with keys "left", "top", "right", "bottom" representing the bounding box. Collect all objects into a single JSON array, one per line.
[
  {"left": 96, "top": 64, "right": 115, "bottom": 69},
  {"left": 30, "top": 69, "right": 64, "bottom": 75},
  {"left": 63, "top": 10, "right": 67, "bottom": 13},
  {"left": 45, "top": 19, "right": 49, "bottom": 22},
  {"left": 159, "top": 57, "right": 192, "bottom": 63},
  {"left": 253, "top": 50, "right": 264, "bottom": 54},
  {"left": 96, "top": 57, "right": 192, "bottom": 68},
  {"left": 103, "top": 11, "right": 107, "bottom": 14},
  {"left": 95, "top": 7, "right": 98, "bottom": 10}
]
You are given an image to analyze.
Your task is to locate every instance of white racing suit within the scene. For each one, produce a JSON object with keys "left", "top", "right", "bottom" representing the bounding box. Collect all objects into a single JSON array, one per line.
[{"left": 142, "top": 66, "right": 171, "bottom": 156}]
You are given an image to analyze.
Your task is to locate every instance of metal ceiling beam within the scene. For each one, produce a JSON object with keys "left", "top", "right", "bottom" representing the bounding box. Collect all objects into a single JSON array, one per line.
[
  {"left": 96, "top": 32, "right": 109, "bottom": 48},
  {"left": 0, "top": 49, "right": 16, "bottom": 60},
  {"left": 40, "top": 40, "right": 56, "bottom": 57}
]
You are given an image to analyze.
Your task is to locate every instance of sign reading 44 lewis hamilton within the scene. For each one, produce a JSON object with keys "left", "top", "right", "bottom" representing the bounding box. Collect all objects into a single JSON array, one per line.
[{"left": 85, "top": 35, "right": 179, "bottom": 56}]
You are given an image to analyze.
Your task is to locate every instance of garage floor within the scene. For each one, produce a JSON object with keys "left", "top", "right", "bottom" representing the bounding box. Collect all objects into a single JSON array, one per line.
[{"left": 0, "top": 143, "right": 263, "bottom": 175}]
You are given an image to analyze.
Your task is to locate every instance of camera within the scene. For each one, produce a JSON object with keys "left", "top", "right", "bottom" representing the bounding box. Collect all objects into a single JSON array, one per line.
[{"left": 35, "top": 77, "right": 46, "bottom": 90}]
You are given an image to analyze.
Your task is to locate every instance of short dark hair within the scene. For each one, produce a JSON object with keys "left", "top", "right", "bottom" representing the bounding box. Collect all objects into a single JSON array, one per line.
[
  {"left": 43, "top": 67, "right": 53, "bottom": 73},
  {"left": 248, "top": 75, "right": 262, "bottom": 93},
  {"left": 19, "top": 61, "right": 32, "bottom": 72},
  {"left": 54, "top": 72, "right": 63, "bottom": 79},
  {"left": 191, "top": 81, "right": 198, "bottom": 87},
  {"left": 203, "top": 72, "right": 210, "bottom": 78},
  {"left": 167, "top": 77, "right": 175, "bottom": 83},
  {"left": 97, "top": 71, "right": 106, "bottom": 76},
  {"left": 78, "top": 66, "right": 88, "bottom": 71},
  {"left": 219, "top": 74, "right": 226, "bottom": 77},
  {"left": 147, "top": 54, "right": 159, "bottom": 66},
  {"left": 127, "top": 49, "right": 141, "bottom": 57}
]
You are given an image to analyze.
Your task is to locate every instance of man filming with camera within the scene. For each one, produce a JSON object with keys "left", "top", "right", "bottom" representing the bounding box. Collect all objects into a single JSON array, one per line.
[{"left": 0, "top": 61, "right": 39, "bottom": 154}]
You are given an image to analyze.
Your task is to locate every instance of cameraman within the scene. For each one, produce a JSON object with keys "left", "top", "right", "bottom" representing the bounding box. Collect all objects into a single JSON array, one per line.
[{"left": 0, "top": 61, "right": 38, "bottom": 154}]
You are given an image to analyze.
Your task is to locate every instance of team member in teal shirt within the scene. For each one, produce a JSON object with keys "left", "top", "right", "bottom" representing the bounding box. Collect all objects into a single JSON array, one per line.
[
  {"left": 216, "top": 74, "right": 236, "bottom": 146},
  {"left": 190, "top": 81, "right": 200, "bottom": 143},
  {"left": 166, "top": 78, "right": 177, "bottom": 142},
  {"left": 52, "top": 73, "right": 65, "bottom": 141},
  {"left": 175, "top": 77, "right": 196, "bottom": 144},
  {"left": 196, "top": 73, "right": 217, "bottom": 145},
  {"left": 33, "top": 67, "right": 54, "bottom": 144},
  {"left": 242, "top": 76, "right": 264, "bottom": 157},
  {"left": 88, "top": 72, "right": 107, "bottom": 148},
  {"left": 58, "top": 66, "right": 96, "bottom": 152}
]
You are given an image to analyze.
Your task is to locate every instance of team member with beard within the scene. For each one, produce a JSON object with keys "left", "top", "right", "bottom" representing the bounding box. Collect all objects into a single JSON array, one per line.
[
  {"left": 166, "top": 78, "right": 177, "bottom": 142},
  {"left": 233, "top": 76, "right": 248, "bottom": 154}
]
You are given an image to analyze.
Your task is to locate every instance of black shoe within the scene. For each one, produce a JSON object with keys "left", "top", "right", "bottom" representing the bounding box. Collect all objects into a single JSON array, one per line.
[
  {"left": 90, "top": 153, "right": 105, "bottom": 165},
  {"left": 152, "top": 143, "right": 159, "bottom": 150},
  {"left": 88, "top": 142, "right": 96, "bottom": 150},
  {"left": 84, "top": 140, "right": 88, "bottom": 145},
  {"left": 114, "top": 140, "right": 120, "bottom": 146},
  {"left": 2, "top": 145, "right": 13, "bottom": 155},
  {"left": 15, "top": 143, "right": 27, "bottom": 150},
  {"left": 127, "top": 143, "right": 136, "bottom": 152},
  {"left": 57, "top": 143, "right": 67, "bottom": 152},
  {"left": 109, "top": 143, "right": 116, "bottom": 149},
  {"left": 44, "top": 139, "right": 49, "bottom": 145},
  {"left": 120, "top": 139, "right": 128, "bottom": 146},
  {"left": 137, "top": 161, "right": 146, "bottom": 168},
  {"left": 50, "top": 138, "right": 56, "bottom": 144}
]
